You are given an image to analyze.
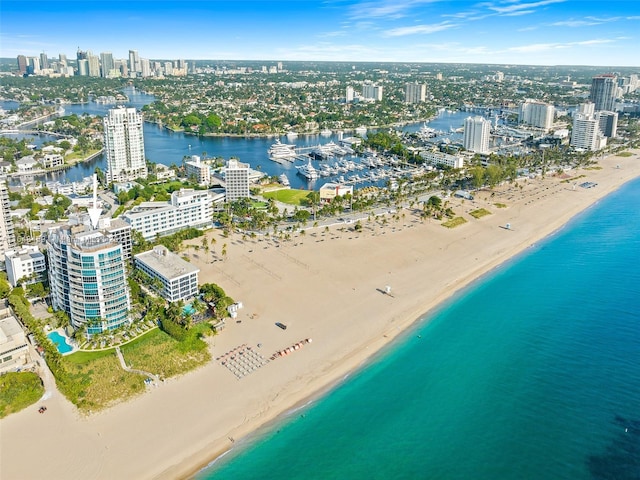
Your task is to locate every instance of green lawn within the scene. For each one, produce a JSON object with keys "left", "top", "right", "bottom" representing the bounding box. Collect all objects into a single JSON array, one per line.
[
  {"left": 442, "top": 217, "right": 467, "bottom": 228},
  {"left": 263, "top": 189, "right": 311, "bottom": 206},
  {"left": 616, "top": 151, "right": 633, "bottom": 157},
  {"left": 120, "top": 327, "right": 210, "bottom": 379},
  {"left": 469, "top": 208, "right": 492, "bottom": 219},
  {"left": 494, "top": 203, "right": 507, "bottom": 208},
  {"left": 0, "top": 371, "right": 45, "bottom": 418}
]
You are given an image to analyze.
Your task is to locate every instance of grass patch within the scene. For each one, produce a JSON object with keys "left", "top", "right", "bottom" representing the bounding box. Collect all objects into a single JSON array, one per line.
[
  {"left": 120, "top": 327, "right": 211, "bottom": 379},
  {"left": 442, "top": 217, "right": 467, "bottom": 228},
  {"left": 263, "top": 189, "right": 311, "bottom": 206},
  {"left": 0, "top": 372, "right": 44, "bottom": 418},
  {"left": 494, "top": 203, "right": 507, "bottom": 208},
  {"left": 469, "top": 208, "right": 492, "bottom": 219},
  {"left": 60, "top": 350, "right": 145, "bottom": 411},
  {"left": 616, "top": 151, "right": 633, "bottom": 157}
]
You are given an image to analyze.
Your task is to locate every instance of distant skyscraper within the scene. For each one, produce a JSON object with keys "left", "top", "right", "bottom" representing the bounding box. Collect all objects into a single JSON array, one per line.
[
  {"left": 59, "top": 53, "right": 67, "bottom": 67},
  {"left": 224, "top": 159, "right": 250, "bottom": 202},
  {"left": 463, "top": 116, "right": 491, "bottom": 154},
  {"left": 77, "top": 59, "right": 89, "bottom": 76},
  {"left": 519, "top": 99, "right": 555, "bottom": 131},
  {"left": 346, "top": 86, "right": 355, "bottom": 103},
  {"left": 362, "top": 84, "right": 383, "bottom": 101},
  {"left": 87, "top": 52, "right": 100, "bottom": 77},
  {"left": 139, "top": 58, "right": 151, "bottom": 77},
  {"left": 16, "top": 55, "right": 27, "bottom": 74},
  {"left": 404, "top": 82, "right": 426, "bottom": 104},
  {"left": 47, "top": 226, "right": 131, "bottom": 334},
  {"left": 103, "top": 107, "right": 147, "bottom": 184},
  {"left": 100, "top": 52, "right": 114, "bottom": 78},
  {"left": 0, "top": 177, "right": 16, "bottom": 259},
  {"left": 128, "top": 50, "right": 140, "bottom": 74},
  {"left": 39, "top": 52, "right": 49, "bottom": 70},
  {"left": 590, "top": 74, "right": 618, "bottom": 112}
]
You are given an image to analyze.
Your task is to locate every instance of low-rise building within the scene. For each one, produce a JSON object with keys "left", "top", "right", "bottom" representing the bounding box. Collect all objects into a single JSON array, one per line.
[
  {"left": 121, "top": 188, "right": 214, "bottom": 240},
  {"left": 319, "top": 183, "right": 354, "bottom": 203},
  {"left": 41, "top": 153, "right": 64, "bottom": 169},
  {"left": 4, "top": 245, "right": 47, "bottom": 287},
  {"left": 0, "top": 304, "right": 30, "bottom": 373},
  {"left": 420, "top": 150, "right": 464, "bottom": 169},
  {"left": 184, "top": 155, "right": 211, "bottom": 186},
  {"left": 134, "top": 245, "right": 199, "bottom": 302}
]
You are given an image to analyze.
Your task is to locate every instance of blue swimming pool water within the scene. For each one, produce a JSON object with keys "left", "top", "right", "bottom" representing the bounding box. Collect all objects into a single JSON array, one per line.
[
  {"left": 47, "top": 331, "right": 73, "bottom": 354},
  {"left": 183, "top": 304, "right": 196, "bottom": 315}
]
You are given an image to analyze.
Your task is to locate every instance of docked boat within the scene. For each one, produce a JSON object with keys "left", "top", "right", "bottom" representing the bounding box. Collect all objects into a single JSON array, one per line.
[
  {"left": 269, "top": 139, "right": 297, "bottom": 160},
  {"left": 320, "top": 128, "right": 332, "bottom": 137},
  {"left": 279, "top": 173, "right": 290, "bottom": 187},
  {"left": 296, "top": 159, "right": 319, "bottom": 180}
]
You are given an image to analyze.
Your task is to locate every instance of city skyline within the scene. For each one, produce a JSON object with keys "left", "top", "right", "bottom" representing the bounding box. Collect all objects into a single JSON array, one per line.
[{"left": 1, "top": 0, "right": 639, "bottom": 66}]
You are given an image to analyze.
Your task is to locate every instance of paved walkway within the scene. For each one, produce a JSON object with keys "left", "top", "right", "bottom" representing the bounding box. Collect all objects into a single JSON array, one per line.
[{"left": 115, "top": 346, "right": 160, "bottom": 385}]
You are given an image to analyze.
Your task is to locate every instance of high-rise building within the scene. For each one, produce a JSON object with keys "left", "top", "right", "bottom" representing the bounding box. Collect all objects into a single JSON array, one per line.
[
  {"left": 103, "top": 107, "right": 147, "bottom": 184},
  {"left": 77, "top": 59, "right": 89, "bottom": 76},
  {"left": 185, "top": 155, "right": 211, "bottom": 186},
  {"left": 47, "top": 225, "right": 131, "bottom": 334},
  {"left": 0, "top": 178, "right": 16, "bottom": 259},
  {"left": 87, "top": 52, "right": 100, "bottom": 77},
  {"left": 362, "top": 84, "right": 383, "bottom": 101},
  {"left": 596, "top": 111, "right": 618, "bottom": 138},
  {"left": 570, "top": 109, "right": 608, "bottom": 151},
  {"left": 128, "top": 50, "right": 140, "bottom": 75},
  {"left": 100, "top": 52, "right": 114, "bottom": 78},
  {"left": 59, "top": 53, "right": 67, "bottom": 68},
  {"left": 16, "top": 55, "right": 27, "bottom": 75},
  {"left": 463, "top": 116, "right": 491, "bottom": 154},
  {"left": 590, "top": 74, "right": 618, "bottom": 112},
  {"left": 346, "top": 86, "right": 355, "bottom": 103},
  {"left": 224, "top": 159, "right": 250, "bottom": 202},
  {"left": 139, "top": 58, "right": 151, "bottom": 78},
  {"left": 39, "top": 52, "right": 49, "bottom": 70},
  {"left": 518, "top": 99, "right": 555, "bottom": 131},
  {"left": 404, "top": 82, "right": 426, "bottom": 104}
]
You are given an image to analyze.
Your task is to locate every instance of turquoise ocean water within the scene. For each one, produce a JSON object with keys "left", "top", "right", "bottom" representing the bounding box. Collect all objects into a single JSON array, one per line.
[{"left": 197, "top": 178, "right": 640, "bottom": 480}]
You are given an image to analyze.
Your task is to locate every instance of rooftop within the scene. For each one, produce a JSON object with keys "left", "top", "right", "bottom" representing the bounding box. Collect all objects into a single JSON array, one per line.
[{"left": 134, "top": 245, "right": 200, "bottom": 280}]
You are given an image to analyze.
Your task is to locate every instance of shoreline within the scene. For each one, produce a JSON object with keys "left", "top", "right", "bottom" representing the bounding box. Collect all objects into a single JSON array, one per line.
[{"left": 1, "top": 150, "right": 639, "bottom": 480}]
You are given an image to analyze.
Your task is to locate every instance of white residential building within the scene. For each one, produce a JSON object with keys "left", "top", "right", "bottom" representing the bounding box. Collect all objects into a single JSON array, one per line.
[
  {"left": 47, "top": 226, "right": 131, "bottom": 334},
  {"left": 121, "top": 188, "right": 214, "bottom": 240},
  {"left": 0, "top": 178, "right": 16, "bottom": 260},
  {"left": 405, "top": 82, "right": 426, "bottom": 104},
  {"left": 103, "top": 107, "right": 147, "bottom": 184},
  {"left": 5, "top": 246, "right": 47, "bottom": 287},
  {"left": 463, "top": 116, "right": 491, "bottom": 154},
  {"left": 346, "top": 86, "right": 355, "bottom": 103},
  {"left": 597, "top": 111, "right": 618, "bottom": 138},
  {"left": 185, "top": 155, "right": 211, "bottom": 186},
  {"left": 134, "top": 245, "right": 199, "bottom": 302},
  {"left": 420, "top": 151, "right": 464, "bottom": 169},
  {"left": 224, "top": 159, "right": 250, "bottom": 202},
  {"left": 570, "top": 113, "right": 608, "bottom": 151},
  {"left": 362, "top": 84, "right": 383, "bottom": 101},
  {"left": 519, "top": 100, "right": 555, "bottom": 132},
  {"left": 41, "top": 153, "right": 64, "bottom": 169},
  {"left": 0, "top": 311, "right": 30, "bottom": 374}
]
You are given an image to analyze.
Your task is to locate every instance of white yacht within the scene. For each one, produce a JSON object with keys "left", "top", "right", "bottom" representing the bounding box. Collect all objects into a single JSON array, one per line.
[
  {"left": 279, "top": 173, "right": 290, "bottom": 187},
  {"left": 269, "top": 139, "right": 297, "bottom": 160},
  {"left": 296, "top": 159, "right": 318, "bottom": 180}
]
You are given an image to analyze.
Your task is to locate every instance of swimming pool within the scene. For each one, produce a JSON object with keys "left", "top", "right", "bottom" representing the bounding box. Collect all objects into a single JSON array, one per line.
[
  {"left": 183, "top": 304, "right": 196, "bottom": 315},
  {"left": 47, "top": 331, "right": 73, "bottom": 354}
]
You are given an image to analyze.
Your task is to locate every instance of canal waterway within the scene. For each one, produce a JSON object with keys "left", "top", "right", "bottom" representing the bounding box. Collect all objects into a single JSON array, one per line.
[{"left": 2, "top": 89, "right": 477, "bottom": 190}]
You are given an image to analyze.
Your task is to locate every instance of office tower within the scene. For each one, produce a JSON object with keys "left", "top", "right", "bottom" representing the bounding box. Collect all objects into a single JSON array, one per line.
[
  {"left": 26, "top": 57, "right": 40, "bottom": 75},
  {"left": 224, "top": 159, "right": 250, "bottom": 202},
  {"left": 39, "top": 52, "right": 49, "bottom": 70},
  {"left": 76, "top": 48, "right": 88, "bottom": 62},
  {"left": 362, "top": 84, "right": 383, "bottom": 101},
  {"left": 404, "top": 82, "right": 426, "bottom": 104},
  {"left": 115, "top": 59, "right": 128, "bottom": 77},
  {"left": 128, "top": 50, "right": 140, "bottom": 74},
  {"left": 87, "top": 52, "right": 100, "bottom": 77},
  {"left": 103, "top": 107, "right": 147, "bottom": 184},
  {"left": 0, "top": 178, "right": 16, "bottom": 259},
  {"left": 139, "top": 58, "right": 151, "bottom": 77},
  {"left": 578, "top": 102, "right": 595, "bottom": 116},
  {"left": 177, "top": 59, "right": 186, "bottom": 70},
  {"left": 59, "top": 53, "right": 67, "bottom": 67},
  {"left": 47, "top": 226, "right": 131, "bottom": 334},
  {"left": 346, "top": 86, "right": 355, "bottom": 103},
  {"left": 590, "top": 74, "right": 618, "bottom": 112},
  {"left": 463, "top": 116, "right": 491, "bottom": 154},
  {"left": 77, "top": 59, "right": 89, "bottom": 76},
  {"left": 100, "top": 52, "right": 114, "bottom": 78},
  {"left": 164, "top": 61, "right": 173, "bottom": 76},
  {"left": 596, "top": 111, "right": 618, "bottom": 138},
  {"left": 518, "top": 100, "right": 555, "bottom": 131},
  {"left": 17, "top": 55, "right": 27, "bottom": 74}
]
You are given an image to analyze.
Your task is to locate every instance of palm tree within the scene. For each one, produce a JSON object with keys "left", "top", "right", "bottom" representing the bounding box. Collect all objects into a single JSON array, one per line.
[{"left": 221, "top": 243, "right": 227, "bottom": 260}]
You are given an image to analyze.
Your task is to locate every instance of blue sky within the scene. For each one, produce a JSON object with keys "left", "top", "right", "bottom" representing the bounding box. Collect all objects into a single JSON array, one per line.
[{"left": 1, "top": 0, "right": 639, "bottom": 66}]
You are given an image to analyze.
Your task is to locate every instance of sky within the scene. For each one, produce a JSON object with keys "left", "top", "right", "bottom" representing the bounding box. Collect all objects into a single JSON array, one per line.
[{"left": 1, "top": 0, "right": 639, "bottom": 66}]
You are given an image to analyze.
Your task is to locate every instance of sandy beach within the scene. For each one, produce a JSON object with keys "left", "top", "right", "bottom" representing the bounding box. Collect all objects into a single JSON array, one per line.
[{"left": 1, "top": 151, "right": 639, "bottom": 480}]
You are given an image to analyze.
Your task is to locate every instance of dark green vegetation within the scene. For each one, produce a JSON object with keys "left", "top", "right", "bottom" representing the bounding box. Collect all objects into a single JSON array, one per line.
[{"left": 0, "top": 371, "right": 45, "bottom": 418}]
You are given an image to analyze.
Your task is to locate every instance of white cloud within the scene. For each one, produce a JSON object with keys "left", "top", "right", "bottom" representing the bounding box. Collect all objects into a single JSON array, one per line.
[
  {"left": 347, "top": 0, "right": 438, "bottom": 20},
  {"left": 384, "top": 21, "right": 457, "bottom": 36},
  {"left": 487, "top": 0, "right": 565, "bottom": 15}
]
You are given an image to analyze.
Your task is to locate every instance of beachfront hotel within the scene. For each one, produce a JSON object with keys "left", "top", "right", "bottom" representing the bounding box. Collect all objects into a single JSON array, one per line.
[
  {"left": 570, "top": 105, "right": 609, "bottom": 151},
  {"left": 223, "top": 159, "right": 250, "bottom": 202},
  {"left": 134, "top": 245, "right": 199, "bottom": 302},
  {"left": 184, "top": 155, "right": 211, "bottom": 186},
  {"left": 518, "top": 100, "right": 555, "bottom": 132},
  {"left": 463, "top": 116, "right": 491, "bottom": 154},
  {"left": 590, "top": 74, "right": 619, "bottom": 112},
  {"left": 103, "top": 107, "right": 147, "bottom": 184},
  {"left": 47, "top": 225, "right": 131, "bottom": 334},
  {"left": 120, "top": 188, "right": 218, "bottom": 240}
]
